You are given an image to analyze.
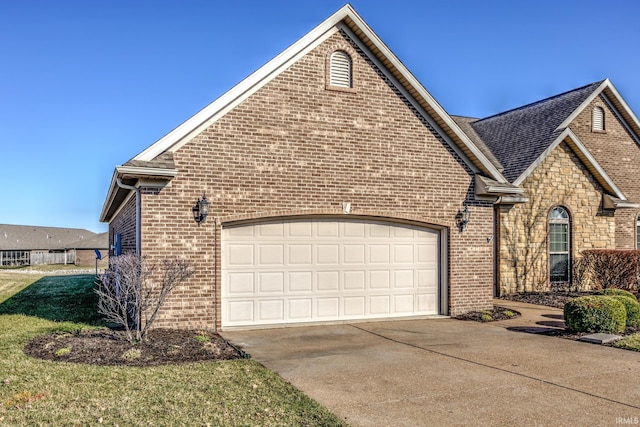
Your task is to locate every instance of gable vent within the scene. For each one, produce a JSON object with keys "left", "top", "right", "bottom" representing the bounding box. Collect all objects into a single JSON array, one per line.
[
  {"left": 593, "top": 106, "right": 605, "bottom": 131},
  {"left": 330, "top": 51, "right": 352, "bottom": 88}
]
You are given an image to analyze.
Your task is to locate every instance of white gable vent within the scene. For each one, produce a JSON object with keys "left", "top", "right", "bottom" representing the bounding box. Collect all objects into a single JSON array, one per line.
[
  {"left": 330, "top": 51, "right": 352, "bottom": 88},
  {"left": 593, "top": 106, "right": 605, "bottom": 131}
]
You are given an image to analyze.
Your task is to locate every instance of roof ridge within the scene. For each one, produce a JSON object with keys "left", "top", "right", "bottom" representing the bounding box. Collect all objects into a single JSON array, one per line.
[{"left": 474, "top": 80, "right": 605, "bottom": 123}]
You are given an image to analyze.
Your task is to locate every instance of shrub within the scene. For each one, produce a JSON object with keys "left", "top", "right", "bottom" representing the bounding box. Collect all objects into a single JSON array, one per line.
[
  {"left": 564, "top": 296, "right": 626, "bottom": 333},
  {"left": 595, "top": 288, "right": 638, "bottom": 300},
  {"left": 609, "top": 295, "right": 640, "bottom": 328},
  {"left": 96, "top": 254, "right": 195, "bottom": 343},
  {"left": 580, "top": 250, "right": 640, "bottom": 291}
]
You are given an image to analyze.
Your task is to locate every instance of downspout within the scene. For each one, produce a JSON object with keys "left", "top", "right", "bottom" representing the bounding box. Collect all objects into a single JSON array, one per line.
[{"left": 116, "top": 177, "right": 141, "bottom": 255}]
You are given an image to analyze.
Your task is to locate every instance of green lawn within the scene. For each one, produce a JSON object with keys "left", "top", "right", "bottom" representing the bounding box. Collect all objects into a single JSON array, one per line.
[{"left": 0, "top": 273, "right": 348, "bottom": 426}]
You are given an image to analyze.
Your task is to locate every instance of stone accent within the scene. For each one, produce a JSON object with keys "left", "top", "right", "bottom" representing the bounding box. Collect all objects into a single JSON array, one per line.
[
  {"left": 498, "top": 141, "right": 615, "bottom": 294},
  {"left": 110, "top": 30, "right": 496, "bottom": 329}
]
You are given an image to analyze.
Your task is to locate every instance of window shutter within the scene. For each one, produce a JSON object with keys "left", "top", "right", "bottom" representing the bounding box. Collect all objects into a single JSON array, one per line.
[
  {"left": 593, "top": 107, "right": 604, "bottom": 131},
  {"left": 330, "top": 51, "right": 352, "bottom": 88}
]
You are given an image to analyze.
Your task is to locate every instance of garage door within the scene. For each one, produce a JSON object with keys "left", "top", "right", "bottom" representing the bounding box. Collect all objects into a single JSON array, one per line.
[{"left": 222, "top": 218, "right": 440, "bottom": 328}]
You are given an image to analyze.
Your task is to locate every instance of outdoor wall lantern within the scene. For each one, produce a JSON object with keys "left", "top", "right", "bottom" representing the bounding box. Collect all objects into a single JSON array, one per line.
[
  {"left": 456, "top": 206, "right": 470, "bottom": 232},
  {"left": 192, "top": 194, "right": 210, "bottom": 224}
]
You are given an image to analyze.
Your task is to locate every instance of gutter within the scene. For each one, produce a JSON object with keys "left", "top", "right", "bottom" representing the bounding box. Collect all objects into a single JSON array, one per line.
[{"left": 116, "top": 177, "right": 141, "bottom": 255}]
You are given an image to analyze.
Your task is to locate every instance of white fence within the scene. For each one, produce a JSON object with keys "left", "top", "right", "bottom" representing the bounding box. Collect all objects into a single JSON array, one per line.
[{"left": 0, "top": 250, "right": 76, "bottom": 266}]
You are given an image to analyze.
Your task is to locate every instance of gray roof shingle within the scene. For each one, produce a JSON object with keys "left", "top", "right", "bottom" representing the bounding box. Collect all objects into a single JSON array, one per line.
[
  {"left": 468, "top": 81, "right": 604, "bottom": 183},
  {"left": 0, "top": 224, "right": 104, "bottom": 251}
]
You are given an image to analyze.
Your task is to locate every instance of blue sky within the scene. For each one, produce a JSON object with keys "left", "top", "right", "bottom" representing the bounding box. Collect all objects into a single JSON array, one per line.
[{"left": 2, "top": 0, "right": 639, "bottom": 233}]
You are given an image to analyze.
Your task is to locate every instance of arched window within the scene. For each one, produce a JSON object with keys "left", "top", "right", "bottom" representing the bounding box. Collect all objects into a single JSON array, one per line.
[
  {"left": 329, "top": 51, "right": 352, "bottom": 88},
  {"left": 549, "top": 207, "right": 570, "bottom": 282},
  {"left": 592, "top": 106, "right": 605, "bottom": 131}
]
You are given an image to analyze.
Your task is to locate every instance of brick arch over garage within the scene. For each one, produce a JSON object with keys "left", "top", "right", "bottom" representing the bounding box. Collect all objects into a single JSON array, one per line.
[{"left": 214, "top": 211, "right": 449, "bottom": 330}]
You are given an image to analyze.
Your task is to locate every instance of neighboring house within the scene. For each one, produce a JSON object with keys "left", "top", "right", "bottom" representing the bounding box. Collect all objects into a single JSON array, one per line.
[
  {"left": 0, "top": 224, "right": 108, "bottom": 268},
  {"left": 100, "top": 5, "right": 640, "bottom": 330},
  {"left": 454, "top": 80, "right": 640, "bottom": 294}
]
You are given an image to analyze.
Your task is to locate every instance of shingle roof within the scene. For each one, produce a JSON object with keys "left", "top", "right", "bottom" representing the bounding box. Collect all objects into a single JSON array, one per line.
[
  {"left": 451, "top": 116, "right": 504, "bottom": 173},
  {"left": 0, "top": 224, "right": 102, "bottom": 251},
  {"left": 469, "top": 81, "right": 604, "bottom": 183}
]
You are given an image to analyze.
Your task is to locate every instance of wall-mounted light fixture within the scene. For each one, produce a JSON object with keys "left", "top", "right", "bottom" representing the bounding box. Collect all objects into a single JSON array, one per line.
[
  {"left": 456, "top": 206, "right": 470, "bottom": 232},
  {"left": 192, "top": 194, "right": 210, "bottom": 224}
]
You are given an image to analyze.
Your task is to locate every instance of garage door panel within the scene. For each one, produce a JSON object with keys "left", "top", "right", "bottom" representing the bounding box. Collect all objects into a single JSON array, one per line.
[
  {"left": 317, "top": 245, "right": 339, "bottom": 264},
  {"left": 289, "top": 221, "right": 312, "bottom": 237},
  {"left": 344, "top": 244, "right": 365, "bottom": 264},
  {"left": 394, "top": 294, "right": 415, "bottom": 313},
  {"left": 289, "top": 245, "right": 312, "bottom": 264},
  {"left": 227, "top": 272, "right": 254, "bottom": 294},
  {"left": 369, "top": 245, "right": 390, "bottom": 263},
  {"left": 259, "top": 300, "right": 284, "bottom": 321},
  {"left": 369, "top": 270, "right": 390, "bottom": 289},
  {"left": 259, "top": 223, "right": 284, "bottom": 237},
  {"left": 317, "top": 222, "right": 339, "bottom": 237},
  {"left": 228, "top": 301, "right": 254, "bottom": 322},
  {"left": 289, "top": 271, "right": 312, "bottom": 292},
  {"left": 370, "top": 295, "right": 390, "bottom": 314},
  {"left": 289, "top": 299, "right": 312, "bottom": 319},
  {"left": 317, "top": 271, "right": 339, "bottom": 291},
  {"left": 222, "top": 219, "right": 440, "bottom": 328},
  {"left": 344, "top": 271, "right": 365, "bottom": 290},
  {"left": 344, "top": 296, "right": 365, "bottom": 315},
  {"left": 259, "top": 245, "right": 284, "bottom": 265},
  {"left": 344, "top": 222, "right": 365, "bottom": 237},
  {"left": 393, "top": 270, "right": 414, "bottom": 288},
  {"left": 228, "top": 244, "right": 254, "bottom": 266},
  {"left": 317, "top": 298, "right": 339, "bottom": 317},
  {"left": 258, "top": 272, "right": 284, "bottom": 293}
]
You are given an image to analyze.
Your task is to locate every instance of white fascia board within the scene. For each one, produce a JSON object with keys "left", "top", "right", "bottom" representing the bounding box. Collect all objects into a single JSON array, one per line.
[
  {"left": 337, "top": 18, "right": 506, "bottom": 183},
  {"left": 100, "top": 171, "right": 121, "bottom": 222},
  {"left": 513, "top": 128, "right": 626, "bottom": 200},
  {"left": 555, "top": 79, "right": 610, "bottom": 131},
  {"left": 134, "top": 6, "right": 355, "bottom": 162},
  {"left": 601, "top": 90, "right": 640, "bottom": 146},
  {"left": 115, "top": 165, "right": 178, "bottom": 178}
]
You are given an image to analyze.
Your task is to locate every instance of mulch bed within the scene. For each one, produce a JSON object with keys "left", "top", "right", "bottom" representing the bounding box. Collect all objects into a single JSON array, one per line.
[
  {"left": 24, "top": 328, "right": 247, "bottom": 366},
  {"left": 497, "top": 291, "right": 593, "bottom": 309}
]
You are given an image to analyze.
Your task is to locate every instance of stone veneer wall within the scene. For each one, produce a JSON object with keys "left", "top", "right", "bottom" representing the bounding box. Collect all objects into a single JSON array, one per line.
[{"left": 498, "top": 141, "right": 615, "bottom": 294}]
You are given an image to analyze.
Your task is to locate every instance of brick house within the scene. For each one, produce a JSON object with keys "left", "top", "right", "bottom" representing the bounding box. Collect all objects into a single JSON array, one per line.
[
  {"left": 455, "top": 80, "right": 640, "bottom": 294},
  {"left": 101, "top": 6, "right": 640, "bottom": 329},
  {"left": 100, "top": 5, "right": 521, "bottom": 330},
  {"left": 0, "top": 224, "right": 108, "bottom": 268}
]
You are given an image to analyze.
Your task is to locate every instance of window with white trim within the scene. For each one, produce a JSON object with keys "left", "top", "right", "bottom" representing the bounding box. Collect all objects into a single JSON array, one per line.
[
  {"left": 549, "top": 207, "right": 570, "bottom": 282},
  {"left": 592, "top": 106, "right": 605, "bottom": 131},
  {"left": 329, "top": 51, "right": 352, "bottom": 88}
]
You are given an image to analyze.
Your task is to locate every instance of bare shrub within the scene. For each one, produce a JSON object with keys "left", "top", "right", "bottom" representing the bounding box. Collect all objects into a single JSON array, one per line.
[
  {"left": 96, "top": 253, "right": 195, "bottom": 343},
  {"left": 580, "top": 250, "right": 640, "bottom": 291}
]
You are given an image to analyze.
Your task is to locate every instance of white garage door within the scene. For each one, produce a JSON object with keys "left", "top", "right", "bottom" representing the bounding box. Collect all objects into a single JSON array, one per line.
[{"left": 222, "top": 218, "right": 440, "bottom": 328}]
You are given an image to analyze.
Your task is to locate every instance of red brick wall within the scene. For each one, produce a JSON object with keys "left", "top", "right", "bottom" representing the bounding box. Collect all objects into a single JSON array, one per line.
[
  {"left": 135, "top": 30, "right": 495, "bottom": 329},
  {"left": 570, "top": 95, "right": 640, "bottom": 249},
  {"left": 109, "top": 194, "right": 137, "bottom": 256}
]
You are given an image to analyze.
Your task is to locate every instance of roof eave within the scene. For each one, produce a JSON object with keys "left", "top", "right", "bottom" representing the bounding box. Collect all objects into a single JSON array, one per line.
[{"left": 100, "top": 166, "right": 178, "bottom": 223}]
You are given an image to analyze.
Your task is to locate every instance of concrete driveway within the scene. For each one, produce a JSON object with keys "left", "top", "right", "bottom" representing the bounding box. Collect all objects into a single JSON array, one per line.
[{"left": 223, "top": 312, "right": 640, "bottom": 426}]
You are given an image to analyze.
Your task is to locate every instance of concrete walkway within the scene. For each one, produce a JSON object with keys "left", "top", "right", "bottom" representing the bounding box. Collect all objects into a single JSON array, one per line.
[{"left": 223, "top": 303, "right": 640, "bottom": 426}]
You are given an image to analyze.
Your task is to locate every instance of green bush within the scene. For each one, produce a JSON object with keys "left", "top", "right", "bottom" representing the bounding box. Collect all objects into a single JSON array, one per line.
[
  {"left": 595, "top": 288, "right": 638, "bottom": 301},
  {"left": 564, "top": 296, "right": 626, "bottom": 333},
  {"left": 609, "top": 295, "right": 640, "bottom": 327}
]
